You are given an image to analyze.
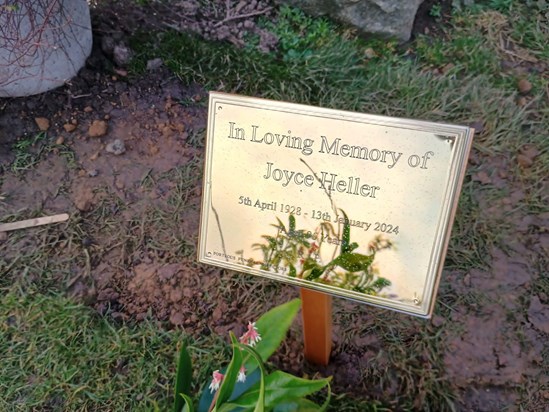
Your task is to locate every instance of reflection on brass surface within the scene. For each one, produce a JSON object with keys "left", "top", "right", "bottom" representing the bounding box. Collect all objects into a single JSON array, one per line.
[{"left": 198, "top": 93, "right": 474, "bottom": 318}]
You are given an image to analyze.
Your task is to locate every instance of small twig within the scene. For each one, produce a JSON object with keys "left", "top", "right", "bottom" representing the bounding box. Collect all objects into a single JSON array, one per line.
[
  {"left": 68, "top": 93, "right": 92, "bottom": 99},
  {"left": 214, "top": 7, "right": 272, "bottom": 27},
  {"left": 0, "top": 213, "right": 69, "bottom": 232}
]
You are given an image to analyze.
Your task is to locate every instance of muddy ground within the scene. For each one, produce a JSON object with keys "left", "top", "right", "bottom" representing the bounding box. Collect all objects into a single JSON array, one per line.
[{"left": 1, "top": 1, "right": 548, "bottom": 411}]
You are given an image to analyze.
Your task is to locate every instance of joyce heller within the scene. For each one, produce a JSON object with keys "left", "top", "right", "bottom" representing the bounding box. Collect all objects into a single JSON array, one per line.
[{"left": 262, "top": 161, "right": 380, "bottom": 198}]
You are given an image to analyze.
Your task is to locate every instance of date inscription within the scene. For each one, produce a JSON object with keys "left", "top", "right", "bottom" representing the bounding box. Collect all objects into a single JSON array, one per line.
[{"left": 238, "top": 195, "right": 399, "bottom": 235}]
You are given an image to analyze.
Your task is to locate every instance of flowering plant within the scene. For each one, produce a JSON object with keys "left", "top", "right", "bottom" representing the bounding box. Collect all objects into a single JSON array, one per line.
[{"left": 173, "top": 299, "right": 331, "bottom": 412}]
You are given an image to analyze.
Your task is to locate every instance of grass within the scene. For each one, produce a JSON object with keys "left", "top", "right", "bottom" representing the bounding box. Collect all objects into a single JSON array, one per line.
[
  {"left": 1, "top": 0, "right": 548, "bottom": 410},
  {"left": 10, "top": 132, "right": 48, "bottom": 175},
  {"left": 0, "top": 289, "right": 231, "bottom": 411}
]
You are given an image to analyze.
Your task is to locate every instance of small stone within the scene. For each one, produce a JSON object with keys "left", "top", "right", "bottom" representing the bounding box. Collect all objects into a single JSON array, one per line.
[
  {"left": 101, "top": 36, "right": 115, "bottom": 55},
  {"left": 106, "top": 139, "right": 126, "bottom": 155},
  {"left": 35, "top": 117, "right": 50, "bottom": 131},
  {"left": 74, "top": 186, "right": 94, "bottom": 212},
  {"left": 83, "top": 106, "right": 93, "bottom": 113},
  {"left": 88, "top": 169, "right": 99, "bottom": 177},
  {"left": 517, "top": 78, "right": 532, "bottom": 94},
  {"left": 146, "top": 58, "right": 163, "bottom": 71},
  {"left": 63, "top": 123, "right": 77, "bottom": 132},
  {"left": 113, "top": 44, "right": 134, "bottom": 67},
  {"left": 55, "top": 136, "right": 65, "bottom": 145},
  {"left": 89, "top": 120, "right": 108, "bottom": 137},
  {"left": 517, "top": 154, "right": 534, "bottom": 168},
  {"left": 516, "top": 96, "right": 527, "bottom": 107}
]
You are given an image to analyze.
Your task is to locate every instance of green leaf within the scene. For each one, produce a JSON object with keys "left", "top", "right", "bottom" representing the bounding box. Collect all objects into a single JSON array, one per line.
[
  {"left": 173, "top": 341, "right": 193, "bottom": 412},
  {"left": 289, "top": 264, "right": 296, "bottom": 277},
  {"left": 275, "top": 217, "right": 286, "bottom": 233},
  {"left": 340, "top": 210, "right": 351, "bottom": 254},
  {"left": 317, "top": 379, "right": 331, "bottom": 412},
  {"left": 179, "top": 393, "right": 195, "bottom": 412},
  {"left": 244, "top": 299, "right": 300, "bottom": 373},
  {"left": 216, "top": 333, "right": 244, "bottom": 407},
  {"left": 330, "top": 252, "right": 374, "bottom": 272},
  {"left": 261, "top": 236, "right": 277, "bottom": 249},
  {"left": 372, "top": 277, "right": 391, "bottom": 289},
  {"left": 289, "top": 214, "right": 296, "bottom": 233},
  {"left": 229, "top": 371, "right": 331, "bottom": 410},
  {"left": 305, "top": 266, "right": 324, "bottom": 281},
  {"left": 274, "top": 397, "right": 328, "bottom": 412},
  {"left": 348, "top": 242, "right": 359, "bottom": 252}
]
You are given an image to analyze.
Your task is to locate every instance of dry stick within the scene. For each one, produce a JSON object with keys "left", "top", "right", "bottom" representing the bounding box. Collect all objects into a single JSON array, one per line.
[
  {"left": 214, "top": 7, "right": 273, "bottom": 27},
  {"left": 0, "top": 213, "right": 69, "bottom": 232}
]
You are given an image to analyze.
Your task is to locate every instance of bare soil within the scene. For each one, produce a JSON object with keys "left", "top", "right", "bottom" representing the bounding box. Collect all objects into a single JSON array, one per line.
[{"left": 1, "top": 1, "right": 547, "bottom": 411}]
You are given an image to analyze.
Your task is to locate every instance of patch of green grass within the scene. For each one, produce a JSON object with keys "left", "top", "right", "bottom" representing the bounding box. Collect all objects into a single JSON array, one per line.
[
  {"left": 0, "top": 209, "right": 84, "bottom": 291},
  {"left": 10, "top": 132, "right": 47, "bottom": 175},
  {"left": 416, "top": 3, "right": 548, "bottom": 87},
  {"left": 9, "top": 131, "right": 78, "bottom": 176},
  {"left": 416, "top": 32, "right": 500, "bottom": 75},
  {"left": 0, "top": 289, "right": 229, "bottom": 411},
  {"left": 261, "top": 6, "right": 336, "bottom": 61}
]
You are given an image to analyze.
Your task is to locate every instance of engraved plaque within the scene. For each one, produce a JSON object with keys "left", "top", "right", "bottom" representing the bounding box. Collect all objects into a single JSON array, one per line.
[{"left": 198, "top": 92, "right": 473, "bottom": 317}]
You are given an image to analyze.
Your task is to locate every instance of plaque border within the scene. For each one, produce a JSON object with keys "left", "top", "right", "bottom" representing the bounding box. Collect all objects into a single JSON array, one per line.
[{"left": 198, "top": 92, "right": 474, "bottom": 318}]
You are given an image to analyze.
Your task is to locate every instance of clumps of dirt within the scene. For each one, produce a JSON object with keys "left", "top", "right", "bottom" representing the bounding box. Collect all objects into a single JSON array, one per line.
[{"left": 94, "top": 260, "right": 215, "bottom": 326}]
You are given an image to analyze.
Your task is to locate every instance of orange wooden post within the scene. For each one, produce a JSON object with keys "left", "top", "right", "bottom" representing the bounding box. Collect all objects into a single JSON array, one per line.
[{"left": 300, "top": 288, "right": 332, "bottom": 365}]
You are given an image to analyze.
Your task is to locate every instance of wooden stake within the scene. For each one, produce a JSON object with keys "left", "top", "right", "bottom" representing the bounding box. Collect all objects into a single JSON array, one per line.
[
  {"left": 300, "top": 288, "right": 332, "bottom": 365},
  {"left": 0, "top": 213, "right": 69, "bottom": 232}
]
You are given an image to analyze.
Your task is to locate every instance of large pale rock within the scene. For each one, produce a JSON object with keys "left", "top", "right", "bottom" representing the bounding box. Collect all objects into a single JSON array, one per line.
[
  {"left": 276, "top": 0, "right": 424, "bottom": 42},
  {"left": 0, "top": 0, "right": 92, "bottom": 97}
]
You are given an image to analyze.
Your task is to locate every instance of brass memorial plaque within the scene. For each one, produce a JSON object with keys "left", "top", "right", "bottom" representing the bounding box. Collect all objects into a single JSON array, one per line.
[{"left": 198, "top": 92, "right": 473, "bottom": 317}]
